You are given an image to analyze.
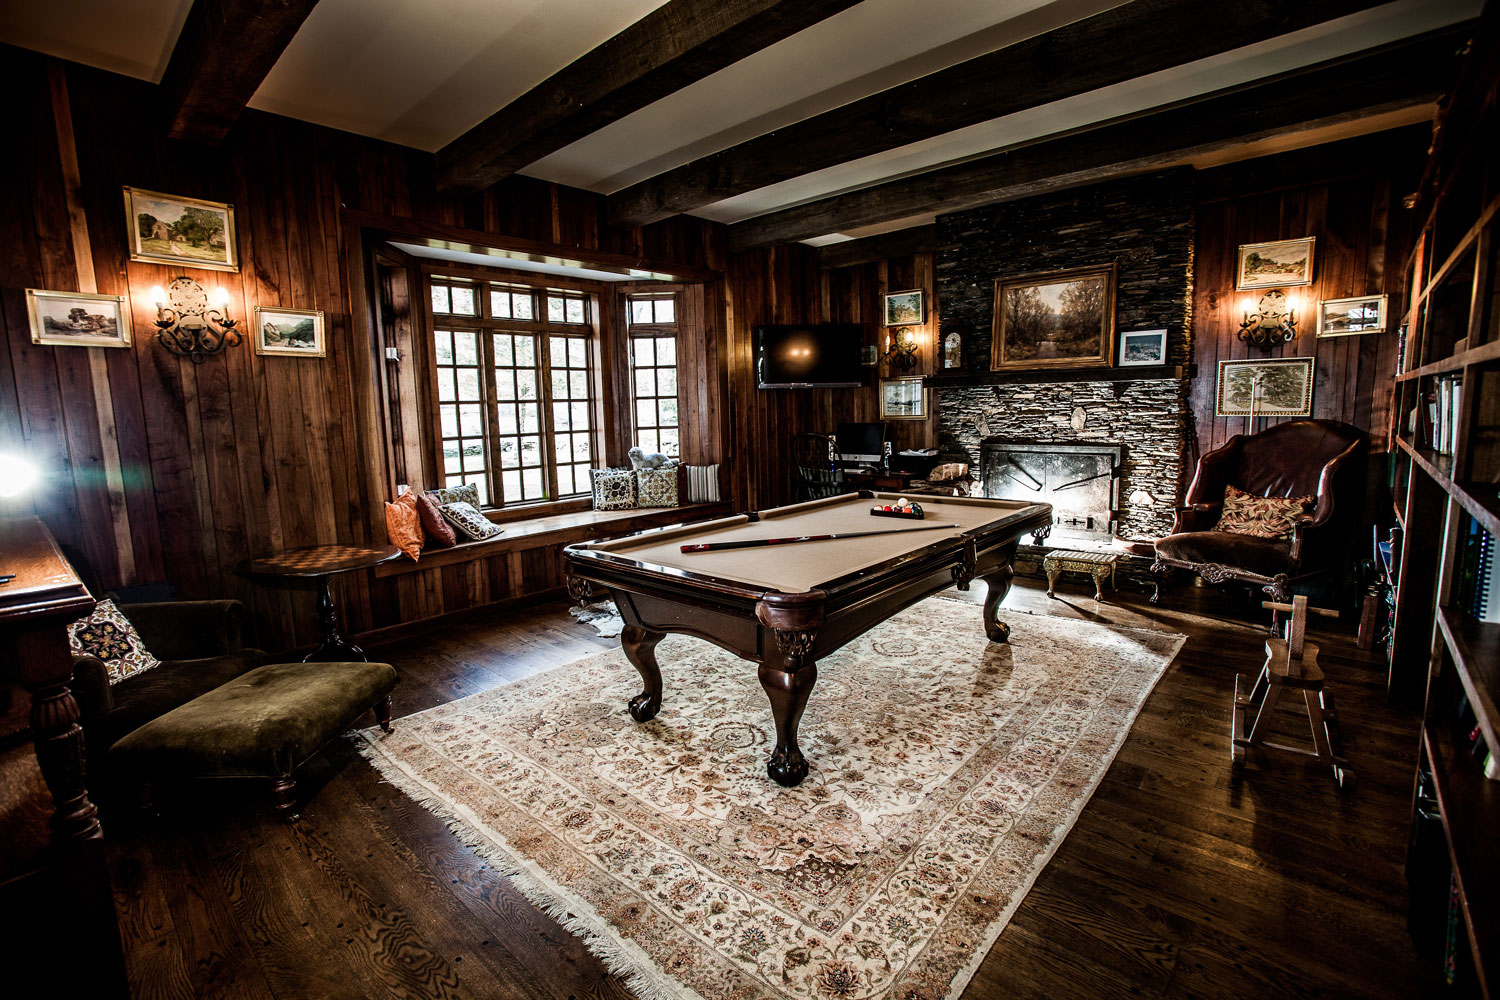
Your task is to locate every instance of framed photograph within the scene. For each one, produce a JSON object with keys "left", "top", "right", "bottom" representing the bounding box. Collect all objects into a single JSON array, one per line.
[
  {"left": 25, "top": 288, "right": 131, "bottom": 348},
  {"left": 883, "top": 289, "right": 925, "bottom": 326},
  {"left": 1236, "top": 237, "right": 1314, "bottom": 290},
  {"left": 254, "top": 306, "right": 325, "bottom": 357},
  {"left": 860, "top": 343, "right": 878, "bottom": 367},
  {"left": 1318, "top": 294, "right": 1388, "bottom": 337},
  {"left": 878, "top": 377, "right": 928, "bottom": 421},
  {"left": 124, "top": 186, "right": 238, "bottom": 272},
  {"left": 1118, "top": 328, "right": 1167, "bottom": 366},
  {"left": 990, "top": 263, "right": 1115, "bottom": 371},
  {"left": 1215, "top": 357, "right": 1315, "bottom": 417}
]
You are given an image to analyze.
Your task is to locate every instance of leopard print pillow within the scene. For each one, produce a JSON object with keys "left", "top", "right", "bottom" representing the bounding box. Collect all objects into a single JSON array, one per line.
[
  {"left": 67, "top": 600, "right": 160, "bottom": 685},
  {"left": 1214, "top": 484, "right": 1314, "bottom": 539}
]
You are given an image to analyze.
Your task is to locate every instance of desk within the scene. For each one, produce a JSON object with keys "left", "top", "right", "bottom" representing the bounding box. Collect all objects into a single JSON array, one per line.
[
  {"left": 564, "top": 491, "right": 1051, "bottom": 786},
  {"left": 240, "top": 544, "right": 399, "bottom": 661},
  {"left": 0, "top": 516, "right": 126, "bottom": 995},
  {"left": 842, "top": 467, "right": 919, "bottom": 492}
]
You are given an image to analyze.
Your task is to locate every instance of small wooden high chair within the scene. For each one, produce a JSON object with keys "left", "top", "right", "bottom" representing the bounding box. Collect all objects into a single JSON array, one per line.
[{"left": 1232, "top": 595, "right": 1350, "bottom": 787}]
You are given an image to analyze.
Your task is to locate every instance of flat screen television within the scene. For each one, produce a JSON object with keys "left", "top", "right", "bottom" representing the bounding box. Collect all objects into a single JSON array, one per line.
[{"left": 755, "top": 323, "right": 863, "bottom": 388}]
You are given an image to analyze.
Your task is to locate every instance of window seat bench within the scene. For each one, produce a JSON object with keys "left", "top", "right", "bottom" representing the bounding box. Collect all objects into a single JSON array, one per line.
[{"left": 374, "top": 502, "right": 734, "bottom": 578}]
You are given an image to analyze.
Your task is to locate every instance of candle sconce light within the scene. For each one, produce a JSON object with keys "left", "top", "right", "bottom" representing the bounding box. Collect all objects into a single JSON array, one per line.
[
  {"left": 882, "top": 325, "right": 919, "bottom": 371},
  {"left": 1237, "top": 290, "right": 1299, "bottom": 349},
  {"left": 151, "top": 277, "right": 239, "bottom": 364}
]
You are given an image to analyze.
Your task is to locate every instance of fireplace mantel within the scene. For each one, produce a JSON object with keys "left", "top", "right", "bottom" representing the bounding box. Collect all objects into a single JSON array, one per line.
[{"left": 924, "top": 364, "right": 1187, "bottom": 388}]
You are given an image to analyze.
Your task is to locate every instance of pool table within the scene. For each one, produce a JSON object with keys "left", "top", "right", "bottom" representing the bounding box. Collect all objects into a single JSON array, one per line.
[{"left": 563, "top": 491, "right": 1052, "bottom": 786}]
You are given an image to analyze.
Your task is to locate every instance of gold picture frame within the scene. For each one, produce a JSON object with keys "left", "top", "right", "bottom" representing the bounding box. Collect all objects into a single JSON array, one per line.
[
  {"left": 1235, "top": 237, "right": 1314, "bottom": 290},
  {"left": 124, "top": 186, "right": 239, "bottom": 272},
  {"left": 883, "top": 289, "right": 925, "bottom": 326},
  {"left": 254, "top": 306, "right": 326, "bottom": 358},
  {"left": 990, "top": 263, "right": 1116, "bottom": 371},
  {"left": 1317, "top": 294, "right": 1387, "bottom": 337},
  {"left": 878, "top": 377, "right": 928, "bottom": 421},
  {"left": 1215, "top": 357, "right": 1314, "bottom": 417},
  {"left": 25, "top": 288, "right": 132, "bottom": 348}
]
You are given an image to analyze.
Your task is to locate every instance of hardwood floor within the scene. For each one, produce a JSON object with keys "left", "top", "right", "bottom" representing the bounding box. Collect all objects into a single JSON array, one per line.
[{"left": 105, "top": 579, "right": 1438, "bottom": 999}]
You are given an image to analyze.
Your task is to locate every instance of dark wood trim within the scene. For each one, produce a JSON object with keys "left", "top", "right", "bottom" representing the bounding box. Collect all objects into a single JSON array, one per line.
[
  {"left": 726, "top": 28, "right": 1468, "bottom": 250},
  {"left": 435, "top": 0, "right": 862, "bottom": 194},
  {"left": 924, "top": 365, "right": 1187, "bottom": 388},
  {"left": 607, "top": 0, "right": 1397, "bottom": 226},
  {"left": 159, "top": 0, "right": 321, "bottom": 143},
  {"left": 815, "top": 226, "right": 940, "bottom": 269}
]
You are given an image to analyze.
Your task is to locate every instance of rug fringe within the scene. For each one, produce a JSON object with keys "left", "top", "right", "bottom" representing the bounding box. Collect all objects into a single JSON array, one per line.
[{"left": 354, "top": 733, "right": 703, "bottom": 1000}]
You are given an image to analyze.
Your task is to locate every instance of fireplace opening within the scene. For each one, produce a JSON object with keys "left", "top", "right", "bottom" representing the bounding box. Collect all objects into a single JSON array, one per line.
[{"left": 980, "top": 440, "right": 1123, "bottom": 546}]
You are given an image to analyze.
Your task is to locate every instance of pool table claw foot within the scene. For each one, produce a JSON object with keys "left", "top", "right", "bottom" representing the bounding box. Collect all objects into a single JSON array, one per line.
[
  {"left": 758, "top": 658, "right": 818, "bottom": 788},
  {"left": 979, "top": 565, "right": 1015, "bottom": 644},
  {"left": 622, "top": 625, "right": 665, "bottom": 723},
  {"left": 766, "top": 745, "right": 809, "bottom": 787},
  {"left": 628, "top": 691, "right": 662, "bottom": 722}
]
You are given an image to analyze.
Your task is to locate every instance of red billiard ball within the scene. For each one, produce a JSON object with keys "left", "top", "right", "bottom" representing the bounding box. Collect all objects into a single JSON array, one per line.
[{"left": 882, "top": 505, "right": 892, "bottom": 511}]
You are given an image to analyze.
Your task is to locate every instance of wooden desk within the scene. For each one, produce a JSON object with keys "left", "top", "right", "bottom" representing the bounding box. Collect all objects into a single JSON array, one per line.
[
  {"left": 842, "top": 467, "right": 919, "bottom": 492},
  {"left": 0, "top": 516, "right": 127, "bottom": 996}
]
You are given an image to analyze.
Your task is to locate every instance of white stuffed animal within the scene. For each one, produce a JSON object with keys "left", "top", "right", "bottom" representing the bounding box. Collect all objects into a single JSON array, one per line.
[{"left": 628, "top": 446, "right": 679, "bottom": 470}]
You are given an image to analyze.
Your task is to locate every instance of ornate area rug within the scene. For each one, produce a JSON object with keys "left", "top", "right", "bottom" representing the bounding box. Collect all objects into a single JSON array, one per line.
[{"left": 357, "top": 601, "right": 1185, "bottom": 1000}]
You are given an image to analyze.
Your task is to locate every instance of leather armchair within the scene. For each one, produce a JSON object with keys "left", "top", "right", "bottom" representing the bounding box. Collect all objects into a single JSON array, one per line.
[{"left": 1152, "top": 420, "right": 1367, "bottom": 604}]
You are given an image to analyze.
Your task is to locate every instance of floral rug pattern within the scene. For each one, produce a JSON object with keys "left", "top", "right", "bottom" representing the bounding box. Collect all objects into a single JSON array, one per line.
[{"left": 358, "top": 600, "right": 1184, "bottom": 1000}]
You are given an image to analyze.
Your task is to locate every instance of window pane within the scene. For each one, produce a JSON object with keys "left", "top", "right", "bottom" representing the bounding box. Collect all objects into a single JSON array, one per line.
[
  {"left": 565, "top": 298, "right": 585, "bottom": 324},
  {"left": 547, "top": 296, "right": 565, "bottom": 323},
  {"left": 631, "top": 300, "right": 652, "bottom": 324},
  {"left": 658, "top": 429, "right": 679, "bottom": 456},
  {"left": 551, "top": 371, "right": 568, "bottom": 399},
  {"left": 431, "top": 286, "right": 450, "bottom": 314},
  {"left": 495, "top": 371, "right": 516, "bottom": 401},
  {"left": 655, "top": 298, "right": 674, "bottom": 323},
  {"left": 635, "top": 368, "right": 656, "bottom": 397},
  {"left": 571, "top": 402, "right": 589, "bottom": 429},
  {"left": 494, "top": 333, "right": 513, "bottom": 366},
  {"left": 569, "top": 371, "right": 587, "bottom": 399},
  {"left": 455, "top": 332, "right": 478, "bottom": 366},
  {"left": 490, "top": 290, "right": 511, "bottom": 318},
  {"left": 557, "top": 465, "right": 574, "bottom": 496},
  {"left": 638, "top": 430, "right": 658, "bottom": 454},
  {"left": 658, "top": 367, "right": 677, "bottom": 395},
  {"left": 463, "top": 441, "right": 485, "bottom": 472},
  {"left": 460, "top": 403, "right": 483, "bottom": 436},
  {"left": 512, "top": 294, "right": 533, "bottom": 320},
  {"left": 451, "top": 285, "right": 476, "bottom": 315},
  {"left": 549, "top": 337, "right": 567, "bottom": 368},
  {"left": 571, "top": 435, "right": 591, "bottom": 462},
  {"left": 570, "top": 463, "right": 590, "bottom": 492},
  {"left": 553, "top": 400, "right": 570, "bottom": 430},
  {"left": 568, "top": 338, "right": 585, "bottom": 368},
  {"left": 660, "top": 398, "right": 679, "bottom": 426},
  {"left": 501, "top": 470, "right": 520, "bottom": 502},
  {"left": 440, "top": 404, "right": 457, "bottom": 437},
  {"left": 633, "top": 339, "right": 654, "bottom": 366},
  {"left": 456, "top": 368, "right": 481, "bottom": 401},
  {"left": 515, "top": 336, "right": 535, "bottom": 365},
  {"left": 437, "top": 371, "right": 455, "bottom": 402},
  {"left": 554, "top": 436, "right": 570, "bottom": 463},
  {"left": 520, "top": 436, "right": 540, "bottom": 465},
  {"left": 469, "top": 479, "right": 488, "bottom": 506},
  {"left": 499, "top": 438, "right": 519, "bottom": 469},
  {"left": 521, "top": 467, "right": 543, "bottom": 499},
  {"left": 433, "top": 330, "right": 453, "bottom": 363},
  {"left": 497, "top": 403, "right": 518, "bottom": 434},
  {"left": 519, "top": 403, "right": 539, "bottom": 432},
  {"left": 636, "top": 400, "right": 655, "bottom": 428},
  {"left": 517, "top": 371, "right": 537, "bottom": 400},
  {"left": 656, "top": 337, "right": 675, "bottom": 365},
  {"left": 443, "top": 442, "right": 461, "bottom": 474}
]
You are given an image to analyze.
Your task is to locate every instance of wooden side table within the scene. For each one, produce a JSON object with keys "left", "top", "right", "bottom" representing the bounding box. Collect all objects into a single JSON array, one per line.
[
  {"left": 240, "top": 544, "right": 399, "bottom": 661},
  {"left": 1043, "top": 549, "right": 1119, "bottom": 601}
]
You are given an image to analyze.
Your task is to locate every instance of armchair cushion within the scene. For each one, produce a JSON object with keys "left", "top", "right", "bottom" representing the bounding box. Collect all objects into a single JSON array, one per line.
[
  {"left": 1214, "top": 484, "right": 1314, "bottom": 540},
  {"left": 117, "top": 600, "right": 246, "bottom": 661},
  {"left": 67, "top": 600, "right": 159, "bottom": 685},
  {"left": 1156, "top": 531, "right": 1294, "bottom": 580}
]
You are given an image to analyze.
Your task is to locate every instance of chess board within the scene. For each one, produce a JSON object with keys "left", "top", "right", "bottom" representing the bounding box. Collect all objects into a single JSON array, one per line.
[{"left": 242, "top": 543, "right": 398, "bottom": 578}]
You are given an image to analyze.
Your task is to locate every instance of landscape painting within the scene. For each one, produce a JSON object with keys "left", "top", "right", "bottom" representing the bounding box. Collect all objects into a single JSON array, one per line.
[
  {"left": 879, "top": 377, "right": 927, "bottom": 420},
  {"left": 1118, "top": 328, "right": 1167, "bottom": 366},
  {"left": 25, "top": 288, "right": 131, "bottom": 348},
  {"left": 124, "top": 186, "right": 238, "bottom": 272},
  {"left": 1215, "top": 357, "right": 1314, "bottom": 417},
  {"left": 883, "top": 289, "right": 925, "bottom": 326},
  {"left": 991, "top": 264, "right": 1116, "bottom": 370},
  {"left": 255, "top": 306, "right": 325, "bottom": 357},
  {"left": 1318, "top": 294, "right": 1387, "bottom": 337},
  {"left": 1236, "top": 237, "right": 1314, "bottom": 290}
]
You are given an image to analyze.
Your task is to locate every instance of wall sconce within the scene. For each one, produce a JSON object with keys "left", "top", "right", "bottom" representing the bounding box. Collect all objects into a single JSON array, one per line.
[
  {"left": 151, "top": 277, "right": 239, "bottom": 364},
  {"left": 1237, "top": 290, "right": 1299, "bottom": 349},
  {"left": 882, "top": 326, "right": 919, "bottom": 371}
]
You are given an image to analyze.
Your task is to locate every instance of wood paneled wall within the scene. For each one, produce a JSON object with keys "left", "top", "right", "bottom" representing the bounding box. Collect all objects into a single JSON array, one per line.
[
  {"left": 724, "top": 245, "right": 939, "bottom": 509},
  {"left": 0, "top": 52, "right": 727, "bottom": 653},
  {"left": 1188, "top": 129, "right": 1426, "bottom": 468}
]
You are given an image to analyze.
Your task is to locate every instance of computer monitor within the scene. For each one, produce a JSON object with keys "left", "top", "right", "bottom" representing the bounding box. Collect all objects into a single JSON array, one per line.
[{"left": 836, "top": 422, "right": 887, "bottom": 465}]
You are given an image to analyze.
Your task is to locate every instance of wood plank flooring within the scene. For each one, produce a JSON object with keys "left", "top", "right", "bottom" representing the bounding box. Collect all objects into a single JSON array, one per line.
[{"left": 104, "top": 580, "right": 1439, "bottom": 999}]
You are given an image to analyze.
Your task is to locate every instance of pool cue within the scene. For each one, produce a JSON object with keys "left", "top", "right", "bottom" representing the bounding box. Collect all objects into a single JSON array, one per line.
[{"left": 680, "top": 524, "right": 960, "bottom": 553}]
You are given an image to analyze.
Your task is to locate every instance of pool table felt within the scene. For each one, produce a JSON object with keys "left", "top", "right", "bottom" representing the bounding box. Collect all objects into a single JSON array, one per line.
[{"left": 586, "top": 493, "right": 1036, "bottom": 593}]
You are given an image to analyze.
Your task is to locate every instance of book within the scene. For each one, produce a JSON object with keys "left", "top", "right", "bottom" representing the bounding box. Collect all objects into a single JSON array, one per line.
[{"left": 1475, "top": 528, "right": 1500, "bottom": 624}]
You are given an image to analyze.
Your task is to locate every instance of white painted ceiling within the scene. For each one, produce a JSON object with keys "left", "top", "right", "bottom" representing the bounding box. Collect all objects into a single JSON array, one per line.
[{"left": 0, "top": 0, "right": 1479, "bottom": 244}]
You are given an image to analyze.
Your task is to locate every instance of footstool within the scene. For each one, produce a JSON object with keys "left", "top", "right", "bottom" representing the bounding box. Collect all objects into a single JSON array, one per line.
[
  {"left": 110, "top": 660, "right": 397, "bottom": 821},
  {"left": 1043, "top": 549, "right": 1119, "bottom": 601}
]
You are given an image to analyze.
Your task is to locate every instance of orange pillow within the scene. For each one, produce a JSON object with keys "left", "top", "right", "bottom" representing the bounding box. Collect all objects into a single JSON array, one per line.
[{"left": 384, "top": 490, "right": 424, "bottom": 561}]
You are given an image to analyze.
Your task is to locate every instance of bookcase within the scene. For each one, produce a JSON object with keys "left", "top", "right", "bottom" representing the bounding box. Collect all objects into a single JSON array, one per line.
[{"left": 1387, "top": 13, "right": 1499, "bottom": 996}]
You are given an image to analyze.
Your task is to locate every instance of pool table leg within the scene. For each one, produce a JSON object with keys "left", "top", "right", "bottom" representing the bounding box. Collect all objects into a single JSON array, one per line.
[
  {"left": 621, "top": 624, "right": 665, "bottom": 722},
  {"left": 980, "top": 564, "right": 1015, "bottom": 643},
  {"left": 758, "top": 651, "right": 818, "bottom": 787}
]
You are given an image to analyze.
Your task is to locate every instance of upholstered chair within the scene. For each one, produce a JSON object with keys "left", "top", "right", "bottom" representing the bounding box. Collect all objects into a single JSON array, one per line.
[{"left": 1152, "top": 420, "right": 1367, "bottom": 604}]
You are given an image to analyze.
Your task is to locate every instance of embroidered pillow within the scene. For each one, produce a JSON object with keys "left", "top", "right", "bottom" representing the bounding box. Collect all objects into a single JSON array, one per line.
[
  {"left": 637, "top": 466, "right": 679, "bottom": 508},
  {"left": 439, "top": 500, "right": 503, "bottom": 540},
  {"left": 427, "top": 482, "right": 481, "bottom": 508},
  {"left": 67, "top": 600, "right": 159, "bottom": 685},
  {"left": 414, "top": 491, "right": 456, "bottom": 547},
  {"left": 591, "top": 468, "right": 636, "bottom": 510},
  {"left": 1215, "top": 484, "right": 1314, "bottom": 539},
  {"left": 384, "top": 490, "right": 424, "bottom": 561}
]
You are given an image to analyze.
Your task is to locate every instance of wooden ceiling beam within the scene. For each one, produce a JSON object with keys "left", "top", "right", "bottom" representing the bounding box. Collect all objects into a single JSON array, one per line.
[
  {"left": 161, "top": 0, "right": 321, "bottom": 144},
  {"left": 435, "top": 0, "right": 863, "bottom": 196},
  {"left": 607, "top": 0, "right": 1396, "bottom": 227},
  {"left": 726, "top": 28, "right": 1469, "bottom": 251},
  {"left": 815, "top": 225, "right": 939, "bottom": 269}
]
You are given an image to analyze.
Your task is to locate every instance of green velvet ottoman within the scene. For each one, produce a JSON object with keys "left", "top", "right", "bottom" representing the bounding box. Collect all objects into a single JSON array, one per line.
[{"left": 110, "top": 660, "right": 398, "bottom": 820}]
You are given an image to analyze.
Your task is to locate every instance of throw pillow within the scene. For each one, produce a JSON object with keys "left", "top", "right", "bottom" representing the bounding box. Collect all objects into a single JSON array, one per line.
[
  {"left": 591, "top": 468, "right": 636, "bottom": 510},
  {"left": 428, "top": 482, "right": 481, "bottom": 508},
  {"left": 439, "top": 500, "right": 503, "bottom": 541},
  {"left": 637, "top": 466, "right": 679, "bottom": 508},
  {"left": 1215, "top": 484, "right": 1314, "bottom": 539},
  {"left": 67, "top": 600, "right": 160, "bottom": 685},
  {"left": 384, "top": 490, "right": 424, "bottom": 561},
  {"left": 684, "top": 464, "right": 721, "bottom": 503},
  {"left": 414, "top": 491, "right": 457, "bottom": 547}
]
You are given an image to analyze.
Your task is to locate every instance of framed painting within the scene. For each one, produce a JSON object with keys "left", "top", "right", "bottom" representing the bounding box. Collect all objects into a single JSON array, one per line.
[
  {"left": 883, "top": 289, "right": 925, "bottom": 326},
  {"left": 1118, "top": 328, "right": 1167, "bottom": 366},
  {"left": 1236, "top": 237, "right": 1314, "bottom": 290},
  {"left": 990, "top": 263, "right": 1115, "bottom": 370},
  {"left": 124, "top": 186, "right": 238, "bottom": 272},
  {"left": 25, "top": 288, "right": 131, "bottom": 348},
  {"left": 254, "top": 306, "right": 326, "bottom": 357},
  {"left": 1317, "top": 294, "right": 1387, "bottom": 337},
  {"left": 878, "top": 377, "right": 928, "bottom": 421},
  {"left": 1215, "top": 357, "right": 1315, "bottom": 417}
]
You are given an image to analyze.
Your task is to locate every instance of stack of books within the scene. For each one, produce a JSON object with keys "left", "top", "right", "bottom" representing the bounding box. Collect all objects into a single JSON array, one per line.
[{"left": 1411, "top": 375, "right": 1464, "bottom": 454}]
